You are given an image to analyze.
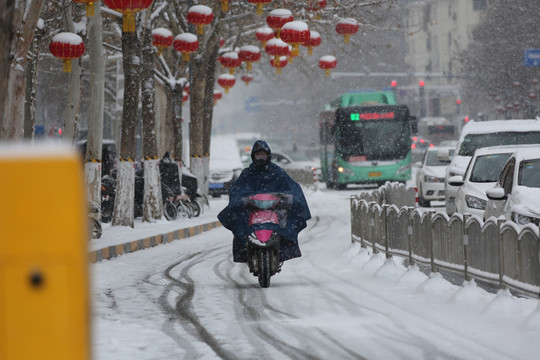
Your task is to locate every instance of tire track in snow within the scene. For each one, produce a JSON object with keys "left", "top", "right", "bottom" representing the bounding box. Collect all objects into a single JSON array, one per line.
[
  {"left": 213, "top": 253, "right": 319, "bottom": 359},
  {"left": 158, "top": 248, "right": 239, "bottom": 360}
]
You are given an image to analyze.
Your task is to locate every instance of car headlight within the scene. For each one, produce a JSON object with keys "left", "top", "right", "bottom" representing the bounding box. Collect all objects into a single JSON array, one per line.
[
  {"left": 465, "top": 195, "right": 487, "bottom": 210},
  {"left": 512, "top": 213, "right": 540, "bottom": 226},
  {"left": 424, "top": 175, "right": 442, "bottom": 183}
]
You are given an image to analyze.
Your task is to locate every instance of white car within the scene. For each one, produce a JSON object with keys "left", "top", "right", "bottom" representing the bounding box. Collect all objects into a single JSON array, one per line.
[
  {"left": 209, "top": 137, "right": 244, "bottom": 197},
  {"left": 484, "top": 147, "right": 540, "bottom": 226},
  {"left": 415, "top": 146, "right": 454, "bottom": 207},
  {"left": 449, "top": 146, "right": 514, "bottom": 218},
  {"left": 442, "top": 119, "right": 540, "bottom": 215}
]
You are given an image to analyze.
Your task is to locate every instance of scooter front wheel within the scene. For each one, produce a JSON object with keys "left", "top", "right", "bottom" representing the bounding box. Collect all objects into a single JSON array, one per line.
[{"left": 258, "top": 249, "right": 271, "bottom": 288}]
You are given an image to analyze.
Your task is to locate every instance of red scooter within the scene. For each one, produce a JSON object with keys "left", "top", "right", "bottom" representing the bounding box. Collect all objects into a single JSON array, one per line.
[{"left": 245, "top": 193, "right": 290, "bottom": 288}]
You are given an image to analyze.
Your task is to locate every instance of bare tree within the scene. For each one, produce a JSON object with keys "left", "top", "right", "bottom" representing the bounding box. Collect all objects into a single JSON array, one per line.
[
  {"left": 459, "top": 0, "right": 540, "bottom": 120},
  {"left": 112, "top": 26, "right": 141, "bottom": 227},
  {"left": 140, "top": 10, "right": 163, "bottom": 222},
  {"left": 1, "top": 0, "right": 46, "bottom": 140},
  {"left": 0, "top": 0, "right": 16, "bottom": 122}
]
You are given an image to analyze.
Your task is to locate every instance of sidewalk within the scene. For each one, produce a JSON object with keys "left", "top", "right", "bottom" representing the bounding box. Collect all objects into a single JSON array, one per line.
[{"left": 88, "top": 198, "right": 228, "bottom": 263}]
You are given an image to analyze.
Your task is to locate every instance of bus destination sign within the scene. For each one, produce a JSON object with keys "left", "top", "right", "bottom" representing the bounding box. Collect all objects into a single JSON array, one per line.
[{"left": 350, "top": 112, "right": 395, "bottom": 121}]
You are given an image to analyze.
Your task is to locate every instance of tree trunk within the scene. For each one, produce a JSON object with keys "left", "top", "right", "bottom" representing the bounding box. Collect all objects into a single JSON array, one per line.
[
  {"left": 0, "top": 0, "right": 16, "bottom": 129},
  {"left": 63, "top": 8, "right": 82, "bottom": 144},
  {"left": 2, "top": 0, "right": 45, "bottom": 140},
  {"left": 23, "top": 38, "right": 39, "bottom": 141},
  {"left": 201, "top": 49, "right": 219, "bottom": 196},
  {"left": 112, "top": 29, "right": 140, "bottom": 228},
  {"left": 85, "top": 4, "right": 105, "bottom": 225},
  {"left": 189, "top": 62, "right": 206, "bottom": 190},
  {"left": 140, "top": 18, "right": 163, "bottom": 222}
]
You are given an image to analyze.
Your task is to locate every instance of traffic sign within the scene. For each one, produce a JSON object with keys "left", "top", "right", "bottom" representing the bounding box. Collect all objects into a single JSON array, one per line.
[{"left": 524, "top": 49, "right": 540, "bottom": 67}]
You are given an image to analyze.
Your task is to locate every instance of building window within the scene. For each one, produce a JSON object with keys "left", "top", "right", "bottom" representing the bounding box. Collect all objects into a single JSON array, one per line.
[
  {"left": 448, "top": 32, "right": 452, "bottom": 49},
  {"left": 473, "top": 0, "right": 487, "bottom": 10},
  {"left": 426, "top": 36, "right": 431, "bottom": 51}
]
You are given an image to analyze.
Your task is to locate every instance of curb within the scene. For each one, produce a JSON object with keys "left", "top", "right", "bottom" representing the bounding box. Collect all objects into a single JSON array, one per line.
[{"left": 89, "top": 221, "right": 222, "bottom": 263}]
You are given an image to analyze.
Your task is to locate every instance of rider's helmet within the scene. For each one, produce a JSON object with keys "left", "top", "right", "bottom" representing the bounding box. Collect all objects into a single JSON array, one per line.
[{"left": 251, "top": 140, "right": 271, "bottom": 168}]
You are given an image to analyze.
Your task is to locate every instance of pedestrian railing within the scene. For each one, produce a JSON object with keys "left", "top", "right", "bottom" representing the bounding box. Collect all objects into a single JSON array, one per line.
[{"left": 351, "top": 196, "right": 540, "bottom": 298}]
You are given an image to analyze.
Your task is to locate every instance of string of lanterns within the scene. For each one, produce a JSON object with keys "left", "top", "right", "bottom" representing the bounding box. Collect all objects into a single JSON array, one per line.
[{"left": 56, "top": 0, "right": 362, "bottom": 104}]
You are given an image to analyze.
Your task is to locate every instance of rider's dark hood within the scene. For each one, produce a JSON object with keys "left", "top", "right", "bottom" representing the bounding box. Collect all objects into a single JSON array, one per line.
[{"left": 250, "top": 140, "right": 272, "bottom": 162}]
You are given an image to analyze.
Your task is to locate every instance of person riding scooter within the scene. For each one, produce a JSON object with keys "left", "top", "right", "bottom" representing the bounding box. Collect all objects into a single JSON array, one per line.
[{"left": 218, "top": 140, "right": 311, "bottom": 264}]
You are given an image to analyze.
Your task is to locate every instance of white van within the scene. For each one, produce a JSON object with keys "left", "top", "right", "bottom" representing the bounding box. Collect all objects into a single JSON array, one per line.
[{"left": 443, "top": 118, "right": 540, "bottom": 215}]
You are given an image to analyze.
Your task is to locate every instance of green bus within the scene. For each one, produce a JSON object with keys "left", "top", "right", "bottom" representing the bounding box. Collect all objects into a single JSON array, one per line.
[{"left": 319, "top": 91, "right": 413, "bottom": 189}]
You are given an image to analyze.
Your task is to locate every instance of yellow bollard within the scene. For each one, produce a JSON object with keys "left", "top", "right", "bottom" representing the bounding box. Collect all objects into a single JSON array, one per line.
[{"left": 0, "top": 144, "right": 90, "bottom": 360}]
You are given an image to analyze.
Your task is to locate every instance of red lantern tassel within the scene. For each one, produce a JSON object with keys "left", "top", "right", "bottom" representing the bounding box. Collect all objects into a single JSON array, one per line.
[
  {"left": 123, "top": 13, "right": 136, "bottom": 32},
  {"left": 63, "top": 59, "right": 72, "bottom": 73},
  {"left": 86, "top": 2, "right": 95, "bottom": 17}
]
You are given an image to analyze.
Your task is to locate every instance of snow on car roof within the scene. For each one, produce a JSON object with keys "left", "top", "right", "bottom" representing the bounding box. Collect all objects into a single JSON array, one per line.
[
  {"left": 459, "top": 119, "right": 540, "bottom": 141},
  {"left": 510, "top": 146, "right": 540, "bottom": 163},
  {"left": 471, "top": 144, "right": 539, "bottom": 157}
]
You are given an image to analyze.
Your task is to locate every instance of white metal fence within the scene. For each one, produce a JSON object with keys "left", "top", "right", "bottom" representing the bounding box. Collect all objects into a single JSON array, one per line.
[{"left": 350, "top": 183, "right": 540, "bottom": 298}]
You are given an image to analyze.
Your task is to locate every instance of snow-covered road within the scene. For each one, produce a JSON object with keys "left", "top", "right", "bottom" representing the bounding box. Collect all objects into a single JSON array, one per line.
[{"left": 91, "top": 189, "right": 540, "bottom": 360}]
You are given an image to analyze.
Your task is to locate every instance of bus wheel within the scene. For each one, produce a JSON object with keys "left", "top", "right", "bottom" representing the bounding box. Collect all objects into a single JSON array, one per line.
[
  {"left": 326, "top": 181, "right": 334, "bottom": 189},
  {"left": 337, "top": 184, "right": 347, "bottom": 190}
]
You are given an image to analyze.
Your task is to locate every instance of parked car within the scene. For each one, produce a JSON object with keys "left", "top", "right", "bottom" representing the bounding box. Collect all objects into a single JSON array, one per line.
[
  {"left": 414, "top": 146, "right": 454, "bottom": 207},
  {"left": 441, "top": 119, "right": 540, "bottom": 215},
  {"left": 484, "top": 147, "right": 540, "bottom": 226},
  {"left": 449, "top": 146, "right": 514, "bottom": 218},
  {"left": 272, "top": 151, "right": 318, "bottom": 185},
  {"left": 209, "top": 137, "right": 244, "bottom": 197}
]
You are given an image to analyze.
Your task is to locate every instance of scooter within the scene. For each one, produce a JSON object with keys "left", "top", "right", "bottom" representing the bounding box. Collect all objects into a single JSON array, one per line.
[{"left": 245, "top": 193, "right": 290, "bottom": 288}]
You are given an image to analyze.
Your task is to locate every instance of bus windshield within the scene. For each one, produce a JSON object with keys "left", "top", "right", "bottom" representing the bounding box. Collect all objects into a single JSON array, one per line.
[{"left": 337, "top": 120, "right": 410, "bottom": 160}]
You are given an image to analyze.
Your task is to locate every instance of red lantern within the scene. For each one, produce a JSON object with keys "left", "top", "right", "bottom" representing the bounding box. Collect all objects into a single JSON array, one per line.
[
  {"left": 152, "top": 28, "right": 173, "bottom": 56},
  {"left": 73, "top": 0, "right": 96, "bottom": 17},
  {"left": 182, "top": 91, "right": 189, "bottom": 103},
  {"left": 219, "top": 38, "right": 225, "bottom": 48},
  {"left": 219, "top": 51, "right": 242, "bottom": 75},
  {"left": 302, "top": 30, "right": 321, "bottom": 55},
  {"left": 49, "top": 32, "right": 85, "bottom": 73},
  {"left": 256, "top": 26, "right": 274, "bottom": 48},
  {"left": 265, "top": 38, "right": 289, "bottom": 67},
  {"left": 280, "top": 21, "right": 310, "bottom": 58},
  {"left": 270, "top": 56, "right": 288, "bottom": 75},
  {"left": 219, "top": 0, "right": 229, "bottom": 12},
  {"left": 238, "top": 45, "right": 261, "bottom": 72},
  {"left": 336, "top": 18, "right": 359, "bottom": 44},
  {"left": 318, "top": 55, "right": 337, "bottom": 76},
  {"left": 217, "top": 74, "right": 236, "bottom": 94},
  {"left": 187, "top": 5, "right": 213, "bottom": 35},
  {"left": 267, "top": 9, "right": 293, "bottom": 38},
  {"left": 102, "top": 0, "right": 153, "bottom": 32},
  {"left": 213, "top": 89, "right": 223, "bottom": 105},
  {"left": 241, "top": 74, "right": 253, "bottom": 85},
  {"left": 247, "top": 0, "right": 272, "bottom": 15},
  {"left": 173, "top": 33, "right": 199, "bottom": 61}
]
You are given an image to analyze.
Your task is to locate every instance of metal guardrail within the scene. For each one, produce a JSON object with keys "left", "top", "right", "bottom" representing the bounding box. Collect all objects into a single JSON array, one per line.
[{"left": 351, "top": 194, "right": 540, "bottom": 298}]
